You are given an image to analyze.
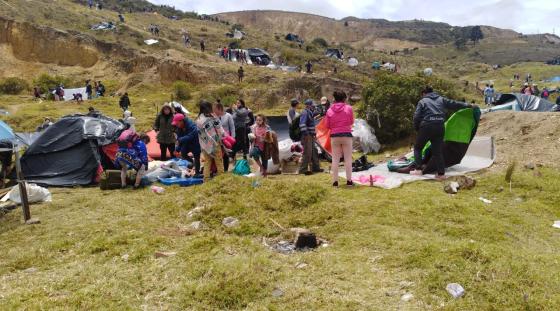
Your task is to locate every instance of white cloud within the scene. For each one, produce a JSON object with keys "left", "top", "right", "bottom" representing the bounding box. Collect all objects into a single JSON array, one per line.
[{"left": 148, "top": 0, "right": 560, "bottom": 34}]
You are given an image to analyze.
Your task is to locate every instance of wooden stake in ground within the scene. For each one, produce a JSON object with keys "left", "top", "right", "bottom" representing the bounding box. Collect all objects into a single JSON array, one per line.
[{"left": 14, "top": 146, "right": 31, "bottom": 222}]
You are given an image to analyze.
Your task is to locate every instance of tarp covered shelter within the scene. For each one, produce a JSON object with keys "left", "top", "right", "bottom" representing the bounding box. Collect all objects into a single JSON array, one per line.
[
  {"left": 326, "top": 49, "right": 343, "bottom": 60},
  {"left": 285, "top": 33, "right": 303, "bottom": 43},
  {"left": 485, "top": 93, "right": 559, "bottom": 113},
  {"left": 21, "top": 115, "right": 124, "bottom": 187},
  {"left": 247, "top": 48, "right": 271, "bottom": 65}
]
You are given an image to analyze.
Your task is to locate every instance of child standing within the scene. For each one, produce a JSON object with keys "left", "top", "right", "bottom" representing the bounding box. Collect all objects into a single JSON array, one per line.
[{"left": 250, "top": 114, "right": 270, "bottom": 177}]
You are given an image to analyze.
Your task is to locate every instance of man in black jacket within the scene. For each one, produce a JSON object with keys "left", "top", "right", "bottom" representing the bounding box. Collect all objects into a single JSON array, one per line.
[{"left": 411, "top": 86, "right": 475, "bottom": 180}]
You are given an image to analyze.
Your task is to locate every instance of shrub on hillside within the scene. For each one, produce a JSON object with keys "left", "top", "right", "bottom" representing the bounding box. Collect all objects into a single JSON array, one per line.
[
  {"left": 33, "top": 74, "right": 72, "bottom": 94},
  {"left": 312, "top": 37, "right": 328, "bottom": 48},
  {"left": 361, "top": 72, "right": 460, "bottom": 144},
  {"left": 173, "top": 81, "right": 193, "bottom": 101},
  {"left": 0, "top": 77, "right": 29, "bottom": 95}
]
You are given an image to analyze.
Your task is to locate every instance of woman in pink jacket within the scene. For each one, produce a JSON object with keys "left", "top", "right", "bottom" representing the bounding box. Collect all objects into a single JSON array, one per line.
[{"left": 325, "top": 91, "right": 354, "bottom": 187}]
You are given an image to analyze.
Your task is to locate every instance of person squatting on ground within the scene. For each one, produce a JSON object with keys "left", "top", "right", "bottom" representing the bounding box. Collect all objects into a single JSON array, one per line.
[
  {"left": 196, "top": 101, "right": 226, "bottom": 181},
  {"left": 299, "top": 99, "right": 322, "bottom": 175},
  {"left": 153, "top": 103, "right": 176, "bottom": 161},
  {"left": 411, "top": 86, "right": 475, "bottom": 180},
  {"left": 172, "top": 113, "right": 201, "bottom": 175},
  {"left": 250, "top": 114, "right": 270, "bottom": 176},
  {"left": 214, "top": 102, "right": 236, "bottom": 171},
  {"left": 114, "top": 131, "right": 150, "bottom": 189},
  {"left": 325, "top": 91, "right": 354, "bottom": 187}
]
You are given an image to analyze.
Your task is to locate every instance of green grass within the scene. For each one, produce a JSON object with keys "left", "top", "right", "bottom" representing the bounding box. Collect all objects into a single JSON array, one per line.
[{"left": 1, "top": 168, "right": 559, "bottom": 309}]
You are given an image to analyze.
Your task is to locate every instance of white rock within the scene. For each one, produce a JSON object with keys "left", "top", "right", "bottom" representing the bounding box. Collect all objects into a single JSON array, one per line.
[
  {"left": 155, "top": 251, "right": 177, "bottom": 258},
  {"left": 222, "top": 217, "right": 240, "bottom": 228},
  {"left": 446, "top": 283, "right": 465, "bottom": 298},
  {"left": 401, "top": 293, "right": 414, "bottom": 302}
]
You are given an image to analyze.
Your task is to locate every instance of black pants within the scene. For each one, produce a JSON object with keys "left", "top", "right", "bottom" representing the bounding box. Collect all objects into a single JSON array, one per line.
[
  {"left": 234, "top": 127, "right": 248, "bottom": 158},
  {"left": 414, "top": 123, "right": 445, "bottom": 175},
  {"left": 223, "top": 150, "right": 230, "bottom": 172},
  {"left": 181, "top": 151, "right": 201, "bottom": 175},
  {"left": 159, "top": 143, "right": 174, "bottom": 161}
]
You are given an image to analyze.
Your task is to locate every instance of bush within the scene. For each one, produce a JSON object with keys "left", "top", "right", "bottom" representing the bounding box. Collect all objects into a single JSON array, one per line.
[
  {"left": 0, "top": 77, "right": 29, "bottom": 95},
  {"left": 361, "top": 72, "right": 460, "bottom": 144},
  {"left": 312, "top": 37, "right": 328, "bottom": 48},
  {"left": 173, "top": 81, "right": 193, "bottom": 101},
  {"left": 33, "top": 73, "right": 72, "bottom": 94}
]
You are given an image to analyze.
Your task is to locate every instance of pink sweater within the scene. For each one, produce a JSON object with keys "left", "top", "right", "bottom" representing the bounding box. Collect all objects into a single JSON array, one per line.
[{"left": 325, "top": 102, "right": 354, "bottom": 135}]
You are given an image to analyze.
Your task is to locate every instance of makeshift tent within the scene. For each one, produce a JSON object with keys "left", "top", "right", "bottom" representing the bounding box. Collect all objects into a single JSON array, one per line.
[
  {"left": 484, "top": 93, "right": 559, "bottom": 113},
  {"left": 348, "top": 58, "right": 359, "bottom": 67},
  {"left": 61, "top": 87, "right": 88, "bottom": 101},
  {"left": 315, "top": 118, "right": 381, "bottom": 156},
  {"left": 247, "top": 48, "right": 271, "bottom": 65},
  {"left": 15, "top": 132, "right": 42, "bottom": 146},
  {"left": 326, "top": 49, "right": 343, "bottom": 60},
  {"left": 285, "top": 33, "right": 303, "bottom": 43},
  {"left": 267, "top": 116, "right": 290, "bottom": 141},
  {"left": 233, "top": 30, "right": 244, "bottom": 39},
  {"left": 21, "top": 115, "right": 124, "bottom": 186}
]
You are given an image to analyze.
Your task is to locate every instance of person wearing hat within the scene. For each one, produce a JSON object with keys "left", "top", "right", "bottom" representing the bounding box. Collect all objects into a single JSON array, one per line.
[
  {"left": 287, "top": 99, "right": 300, "bottom": 125},
  {"left": 299, "top": 99, "right": 322, "bottom": 175},
  {"left": 173, "top": 113, "right": 201, "bottom": 175}
]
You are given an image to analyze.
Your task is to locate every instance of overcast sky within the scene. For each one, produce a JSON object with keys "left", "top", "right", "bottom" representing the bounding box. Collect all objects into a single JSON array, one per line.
[{"left": 148, "top": 0, "right": 560, "bottom": 34}]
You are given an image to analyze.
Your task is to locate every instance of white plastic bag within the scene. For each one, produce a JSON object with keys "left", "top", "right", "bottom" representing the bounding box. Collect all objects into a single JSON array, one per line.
[
  {"left": 6, "top": 184, "right": 52, "bottom": 204},
  {"left": 352, "top": 119, "right": 381, "bottom": 154}
]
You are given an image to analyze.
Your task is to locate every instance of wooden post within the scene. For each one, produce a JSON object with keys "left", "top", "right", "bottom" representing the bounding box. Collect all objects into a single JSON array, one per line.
[{"left": 14, "top": 146, "right": 31, "bottom": 222}]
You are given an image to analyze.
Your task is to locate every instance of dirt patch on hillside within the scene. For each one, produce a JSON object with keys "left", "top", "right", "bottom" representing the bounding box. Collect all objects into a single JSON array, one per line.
[{"left": 478, "top": 111, "right": 560, "bottom": 168}]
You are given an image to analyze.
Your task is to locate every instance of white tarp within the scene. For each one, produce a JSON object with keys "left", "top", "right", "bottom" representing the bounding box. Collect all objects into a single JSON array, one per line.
[
  {"left": 344, "top": 136, "right": 495, "bottom": 189},
  {"left": 144, "top": 39, "right": 159, "bottom": 45},
  {"left": 62, "top": 87, "right": 88, "bottom": 101}
]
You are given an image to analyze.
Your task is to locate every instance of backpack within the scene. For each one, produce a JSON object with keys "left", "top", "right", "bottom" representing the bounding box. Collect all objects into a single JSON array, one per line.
[
  {"left": 289, "top": 115, "right": 302, "bottom": 142},
  {"left": 117, "top": 129, "right": 139, "bottom": 148},
  {"left": 233, "top": 159, "right": 251, "bottom": 176}
]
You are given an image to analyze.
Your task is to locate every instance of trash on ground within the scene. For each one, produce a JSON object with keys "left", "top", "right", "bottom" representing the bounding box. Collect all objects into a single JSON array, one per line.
[
  {"left": 552, "top": 221, "right": 560, "bottom": 229},
  {"left": 151, "top": 186, "right": 165, "bottom": 194},
  {"left": 444, "top": 181, "right": 460, "bottom": 194},
  {"left": 144, "top": 39, "right": 159, "bottom": 45},
  {"left": 446, "top": 283, "right": 465, "bottom": 298},
  {"left": 2, "top": 184, "right": 52, "bottom": 204},
  {"left": 479, "top": 197, "right": 492, "bottom": 204},
  {"left": 295, "top": 262, "right": 308, "bottom": 269},
  {"left": 187, "top": 205, "right": 206, "bottom": 218},
  {"left": 222, "top": 217, "right": 240, "bottom": 228},
  {"left": 155, "top": 251, "right": 177, "bottom": 258},
  {"left": 25, "top": 218, "right": 41, "bottom": 225}
]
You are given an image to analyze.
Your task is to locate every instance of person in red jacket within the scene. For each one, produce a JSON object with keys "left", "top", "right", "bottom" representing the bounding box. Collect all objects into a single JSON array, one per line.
[{"left": 325, "top": 91, "right": 354, "bottom": 187}]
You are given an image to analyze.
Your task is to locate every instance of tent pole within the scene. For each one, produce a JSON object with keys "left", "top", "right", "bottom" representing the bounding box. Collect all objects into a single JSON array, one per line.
[{"left": 14, "top": 146, "right": 31, "bottom": 222}]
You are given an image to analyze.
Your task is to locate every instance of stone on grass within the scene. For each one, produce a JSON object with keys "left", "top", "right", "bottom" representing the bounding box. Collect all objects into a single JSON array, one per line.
[
  {"left": 401, "top": 293, "right": 414, "bottom": 302},
  {"left": 155, "top": 251, "right": 177, "bottom": 258},
  {"left": 25, "top": 218, "right": 41, "bottom": 225},
  {"left": 446, "top": 283, "right": 465, "bottom": 298},
  {"left": 23, "top": 267, "right": 38, "bottom": 274},
  {"left": 121, "top": 254, "right": 129, "bottom": 261},
  {"left": 188, "top": 221, "right": 205, "bottom": 230},
  {"left": 295, "top": 262, "right": 308, "bottom": 269},
  {"left": 524, "top": 162, "right": 536, "bottom": 170},
  {"left": 187, "top": 205, "right": 205, "bottom": 218},
  {"left": 222, "top": 217, "right": 239, "bottom": 228},
  {"left": 272, "top": 288, "right": 284, "bottom": 297}
]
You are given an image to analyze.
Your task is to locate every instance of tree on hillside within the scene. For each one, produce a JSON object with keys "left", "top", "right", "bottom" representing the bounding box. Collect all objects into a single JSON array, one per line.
[
  {"left": 312, "top": 37, "right": 328, "bottom": 48},
  {"left": 470, "top": 26, "right": 484, "bottom": 45},
  {"left": 454, "top": 37, "right": 468, "bottom": 50}
]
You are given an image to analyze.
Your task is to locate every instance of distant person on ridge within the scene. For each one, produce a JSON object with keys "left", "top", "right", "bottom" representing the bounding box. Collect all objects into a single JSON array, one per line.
[
  {"left": 200, "top": 39, "right": 205, "bottom": 52},
  {"left": 238, "top": 66, "right": 244, "bottom": 83},
  {"left": 85, "top": 80, "right": 93, "bottom": 100},
  {"left": 305, "top": 61, "right": 312, "bottom": 74},
  {"left": 119, "top": 93, "right": 131, "bottom": 112},
  {"left": 410, "top": 86, "right": 475, "bottom": 180}
]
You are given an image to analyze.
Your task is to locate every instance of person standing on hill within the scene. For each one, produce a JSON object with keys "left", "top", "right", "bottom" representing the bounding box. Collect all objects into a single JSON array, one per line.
[
  {"left": 97, "top": 81, "right": 106, "bottom": 97},
  {"left": 214, "top": 102, "right": 235, "bottom": 172},
  {"left": 305, "top": 61, "right": 313, "bottom": 74},
  {"left": 287, "top": 99, "right": 300, "bottom": 125},
  {"left": 411, "top": 86, "right": 475, "bottom": 180},
  {"left": 238, "top": 66, "right": 244, "bottom": 83},
  {"left": 85, "top": 81, "right": 93, "bottom": 100},
  {"left": 119, "top": 93, "right": 131, "bottom": 112},
  {"left": 153, "top": 103, "right": 176, "bottom": 161},
  {"left": 299, "top": 99, "right": 322, "bottom": 175},
  {"left": 326, "top": 91, "right": 354, "bottom": 187},
  {"left": 88, "top": 0, "right": 93, "bottom": 9},
  {"left": 196, "top": 101, "right": 225, "bottom": 181},
  {"left": 200, "top": 39, "right": 205, "bottom": 52},
  {"left": 232, "top": 99, "right": 249, "bottom": 159}
]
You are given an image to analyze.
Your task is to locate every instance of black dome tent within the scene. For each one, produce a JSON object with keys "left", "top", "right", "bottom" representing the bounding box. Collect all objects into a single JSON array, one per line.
[{"left": 21, "top": 115, "right": 124, "bottom": 186}]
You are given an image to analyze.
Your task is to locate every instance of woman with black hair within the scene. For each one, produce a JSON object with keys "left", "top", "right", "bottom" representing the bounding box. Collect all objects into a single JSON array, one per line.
[
  {"left": 196, "top": 100, "right": 226, "bottom": 181},
  {"left": 232, "top": 99, "right": 249, "bottom": 159}
]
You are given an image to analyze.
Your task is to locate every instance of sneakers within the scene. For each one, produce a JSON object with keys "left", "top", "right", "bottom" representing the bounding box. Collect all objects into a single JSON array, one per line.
[
  {"left": 346, "top": 180, "right": 354, "bottom": 187},
  {"left": 332, "top": 181, "right": 339, "bottom": 187}
]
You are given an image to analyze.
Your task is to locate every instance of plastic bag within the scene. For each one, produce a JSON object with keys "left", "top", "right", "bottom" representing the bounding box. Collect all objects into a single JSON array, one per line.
[
  {"left": 352, "top": 119, "right": 381, "bottom": 154},
  {"left": 233, "top": 159, "right": 251, "bottom": 176},
  {"left": 6, "top": 184, "right": 52, "bottom": 204}
]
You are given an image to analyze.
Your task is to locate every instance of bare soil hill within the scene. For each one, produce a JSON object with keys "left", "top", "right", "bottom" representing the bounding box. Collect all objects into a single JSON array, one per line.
[{"left": 478, "top": 111, "right": 560, "bottom": 169}]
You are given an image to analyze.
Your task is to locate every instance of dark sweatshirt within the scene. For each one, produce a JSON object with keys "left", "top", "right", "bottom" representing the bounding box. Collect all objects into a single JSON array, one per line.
[{"left": 413, "top": 92, "right": 470, "bottom": 130}]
